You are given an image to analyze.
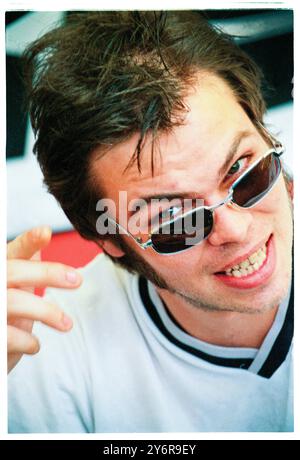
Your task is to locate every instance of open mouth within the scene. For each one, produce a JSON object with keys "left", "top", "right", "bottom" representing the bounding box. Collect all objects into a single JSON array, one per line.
[
  {"left": 214, "top": 235, "right": 275, "bottom": 289},
  {"left": 217, "top": 241, "right": 268, "bottom": 277}
]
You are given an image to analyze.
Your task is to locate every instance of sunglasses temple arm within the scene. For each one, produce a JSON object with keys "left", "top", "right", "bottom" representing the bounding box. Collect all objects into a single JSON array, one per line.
[
  {"left": 106, "top": 217, "right": 149, "bottom": 249},
  {"left": 257, "top": 121, "right": 284, "bottom": 153}
]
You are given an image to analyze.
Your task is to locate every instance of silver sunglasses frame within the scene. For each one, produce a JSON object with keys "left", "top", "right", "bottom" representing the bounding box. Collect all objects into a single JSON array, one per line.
[{"left": 107, "top": 140, "right": 284, "bottom": 255}]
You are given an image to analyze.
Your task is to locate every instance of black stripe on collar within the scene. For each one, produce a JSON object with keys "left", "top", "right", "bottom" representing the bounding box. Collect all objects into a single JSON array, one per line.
[
  {"left": 138, "top": 274, "right": 293, "bottom": 377},
  {"left": 138, "top": 276, "right": 254, "bottom": 370},
  {"left": 257, "top": 272, "right": 294, "bottom": 378}
]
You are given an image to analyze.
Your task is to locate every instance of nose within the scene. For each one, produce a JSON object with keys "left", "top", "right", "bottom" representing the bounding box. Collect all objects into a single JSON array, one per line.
[{"left": 207, "top": 201, "right": 253, "bottom": 247}]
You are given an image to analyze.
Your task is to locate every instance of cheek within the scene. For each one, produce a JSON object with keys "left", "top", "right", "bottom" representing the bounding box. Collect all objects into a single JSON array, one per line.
[
  {"left": 265, "top": 177, "right": 293, "bottom": 234},
  {"left": 275, "top": 177, "right": 292, "bottom": 213},
  {"left": 258, "top": 176, "right": 289, "bottom": 215},
  {"left": 145, "top": 243, "right": 207, "bottom": 278}
]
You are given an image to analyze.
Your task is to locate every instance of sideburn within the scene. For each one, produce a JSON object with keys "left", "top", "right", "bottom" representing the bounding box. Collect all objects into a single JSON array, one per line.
[{"left": 104, "top": 235, "right": 169, "bottom": 289}]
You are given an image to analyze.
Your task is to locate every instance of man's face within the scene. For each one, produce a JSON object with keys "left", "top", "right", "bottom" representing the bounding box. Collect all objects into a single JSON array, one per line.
[{"left": 91, "top": 74, "right": 293, "bottom": 313}]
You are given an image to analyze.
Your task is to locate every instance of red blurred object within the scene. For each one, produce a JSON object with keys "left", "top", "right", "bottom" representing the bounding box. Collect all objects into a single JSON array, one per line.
[
  {"left": 36, "top": 230, "right": 101, "bottom": 296},
  {"left": 41, "top": 230, "right": 101, "bottom": 267}
]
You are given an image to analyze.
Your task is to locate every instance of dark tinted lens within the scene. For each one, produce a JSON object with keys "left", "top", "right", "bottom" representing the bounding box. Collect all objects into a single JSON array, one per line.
[
  {"left": 151, "top": 208, "right": 213, "bottom": 254},
  {"left": 232, "top": 152, "right": 281, "bottom": 208}
]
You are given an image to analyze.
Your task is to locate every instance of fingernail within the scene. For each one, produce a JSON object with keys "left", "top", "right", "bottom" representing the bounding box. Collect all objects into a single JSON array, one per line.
[
  {"left": 39, "top": 226, "right": 51, "bottom": 239},
  {"left": 31, "top": 227, "right": 43, "bottom": 240},
  {"left": 61, "top": 314, "right": 73, "bottom": 329},
  {"left": 65, "top": 271, "right": 79, "bottom": 284},
  {"left": 31, "top": 226, "right": 51, "bottom": 241}
]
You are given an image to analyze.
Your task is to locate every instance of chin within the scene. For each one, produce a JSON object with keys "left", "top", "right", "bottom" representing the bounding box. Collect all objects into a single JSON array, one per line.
[{"left": 233, "top": 265, "right": 291, "bottom": 314}]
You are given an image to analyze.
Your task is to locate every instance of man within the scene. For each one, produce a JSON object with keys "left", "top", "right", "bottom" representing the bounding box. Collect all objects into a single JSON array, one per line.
[{"left": 8, "top": 11, "right": 293, "bottom": 432}]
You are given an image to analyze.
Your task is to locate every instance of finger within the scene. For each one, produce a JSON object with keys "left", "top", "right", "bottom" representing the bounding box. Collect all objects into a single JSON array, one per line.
[
  {"left": 26, "top": 251, "right": 41, "bottom": 295},
  {"left": 8, "top": 352, "right": 23, "bottom": 374},
  {"left": 7, "top": 259, "right": 82, "bottom": 289},
  {"left": 8, "top": 325, "right": 40, "bottom": 355},
  {"left": 7, "top": 289, "right": 73, "bottom": 331},
  {"left": 24, "top": 252, "right": 41, "bottom": 294},
  {"left": 31, "top": 250, "right": 41, "bottom": 262},
  {"left": 7, "top": 226, "right": 52, "bottom": 260}
]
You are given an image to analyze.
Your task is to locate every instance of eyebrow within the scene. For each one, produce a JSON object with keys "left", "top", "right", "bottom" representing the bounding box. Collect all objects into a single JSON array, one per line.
[{"left": 132, "top": 129, "right": 254, "bottom": 206}]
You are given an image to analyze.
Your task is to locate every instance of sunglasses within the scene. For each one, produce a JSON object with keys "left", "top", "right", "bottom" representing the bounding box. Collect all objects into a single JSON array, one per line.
[{"left": 108, "top": 143, "right": 284, "bottom": 255}]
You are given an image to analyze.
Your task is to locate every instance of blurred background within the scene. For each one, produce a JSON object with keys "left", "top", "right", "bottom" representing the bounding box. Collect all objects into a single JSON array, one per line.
[{"left": 6, "top": 10, "right": 293, "bottom": 266}]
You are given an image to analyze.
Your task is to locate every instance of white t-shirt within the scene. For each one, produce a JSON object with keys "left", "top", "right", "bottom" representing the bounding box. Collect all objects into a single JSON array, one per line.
[{"left": 8, "top": 253, "right": 293, "bottom": 433}]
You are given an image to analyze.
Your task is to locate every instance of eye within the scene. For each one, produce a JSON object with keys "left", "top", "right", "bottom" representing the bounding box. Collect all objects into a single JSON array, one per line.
[{"left": 227, "top": 157, "right": 248, "bottom": 177}]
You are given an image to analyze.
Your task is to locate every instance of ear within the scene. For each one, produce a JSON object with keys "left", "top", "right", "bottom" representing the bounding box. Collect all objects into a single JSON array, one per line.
[{"left": 100, "top": 239, "right": 125, "bottom": 258}]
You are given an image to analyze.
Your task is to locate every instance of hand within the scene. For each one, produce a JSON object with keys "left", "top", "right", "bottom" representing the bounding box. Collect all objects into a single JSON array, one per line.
[{"left": 7, "top": 226, "right": 82, "bottom": 373}]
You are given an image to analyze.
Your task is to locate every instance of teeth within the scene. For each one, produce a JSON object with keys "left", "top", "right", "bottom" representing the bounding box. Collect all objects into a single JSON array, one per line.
[
  {"left": 249, "top": 253, "right": 258, "bottom": 264},
  {"left": 224, "top": 243, "right": 267, "bottom": 278},
  {"left": 240, "top": 259, "right": 250, "bottom": 269},
  {"left": 232, "top": 270, "right": 242, "bottom": 278}
]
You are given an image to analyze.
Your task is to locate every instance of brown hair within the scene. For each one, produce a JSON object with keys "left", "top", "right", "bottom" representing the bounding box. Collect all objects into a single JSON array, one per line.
[{"left": 23, "top": 11, "right": 268, "bottom": 269}]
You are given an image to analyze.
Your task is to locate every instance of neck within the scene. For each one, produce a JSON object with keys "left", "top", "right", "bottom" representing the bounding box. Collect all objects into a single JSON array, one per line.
[{"left": 156, "top": 288, "right": 278, "bottom": 348}]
